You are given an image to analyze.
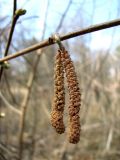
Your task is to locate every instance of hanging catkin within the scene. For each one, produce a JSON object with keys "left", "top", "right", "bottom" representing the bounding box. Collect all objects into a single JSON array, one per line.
[
  {"left": 51, "top": 50, "right": 65, "bottom": 134},
  {"left": 61, "top": 48, "right": 81, "bottom": 144},
  {"left": 50, "top": 34, "right": 81, "bottom": 143}
]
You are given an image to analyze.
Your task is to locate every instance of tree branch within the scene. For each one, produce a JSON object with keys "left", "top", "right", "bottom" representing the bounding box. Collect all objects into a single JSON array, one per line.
[
  {"left": 0, "top": 19, "right": 120, "bottom": 63},
  {"left": 13, "top": 0, "right": 17, "bottom": 15},
  {"left": 0, "top": 9, "right": 26, "bottom": 82}
]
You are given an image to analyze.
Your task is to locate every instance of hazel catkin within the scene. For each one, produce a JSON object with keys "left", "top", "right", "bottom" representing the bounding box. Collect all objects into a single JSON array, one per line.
[
  {"left": 51, "top": 46, "right": 81, "bottom": 143},
  {"left": 61, "top": 48, "right": 81, "bottom": 144},
  {"left": 51, "top": 50, "right": 65, "bottom": 134}
]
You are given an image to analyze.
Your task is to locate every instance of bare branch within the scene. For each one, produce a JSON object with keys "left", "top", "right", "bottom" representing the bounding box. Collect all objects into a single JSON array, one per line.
[
  {"left": 13, "top": 0, "right": 17, "bottom": 15},
  {"left": 0, "top": 9, "right": 26, "bottom": 82},
  {"left": 0, "top": 19, "right": 120, "bottom": 63}
]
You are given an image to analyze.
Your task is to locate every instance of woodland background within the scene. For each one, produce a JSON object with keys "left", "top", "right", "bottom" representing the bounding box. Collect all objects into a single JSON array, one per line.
[{"left": 0, "top": 0, "right": 120, "bottom": 160}]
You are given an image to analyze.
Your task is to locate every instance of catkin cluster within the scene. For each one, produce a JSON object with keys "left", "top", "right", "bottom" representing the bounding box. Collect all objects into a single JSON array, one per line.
[
  {"left": 51, "top": 50, "right": 65, "bottom": 134},
  {"left": 51, "top": 47, "right": 81, "bottom": 143}
]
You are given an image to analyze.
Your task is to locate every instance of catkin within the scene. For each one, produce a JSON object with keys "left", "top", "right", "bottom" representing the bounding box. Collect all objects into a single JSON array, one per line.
[
  {"left": 51, "top": 50, "right": 65, "bottom": 134},
  {"left": 61, "top": 48, "right": 81, "bottom": 144}
]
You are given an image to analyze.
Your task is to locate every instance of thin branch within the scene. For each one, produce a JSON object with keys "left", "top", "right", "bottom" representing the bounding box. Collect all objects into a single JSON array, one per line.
[
  {"left": 0, "top": 19, "right": 120, "bottom": 63},
  {"left": 3, "top": 13, "right": 19, "bottom": 58},
  {"left": 13, "top": 0, "right": 17, "bottom": 15},
  {"left": 0, "top": 9, "right": 26, "bottom": 82},
  {"left": 0, "top": 14, "right": 19, "bottom": 81}
]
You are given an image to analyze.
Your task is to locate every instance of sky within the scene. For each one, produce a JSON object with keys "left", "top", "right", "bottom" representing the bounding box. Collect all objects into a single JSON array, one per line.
[{"left": 1, "top": 0, "right": 120, "bottom": 51}]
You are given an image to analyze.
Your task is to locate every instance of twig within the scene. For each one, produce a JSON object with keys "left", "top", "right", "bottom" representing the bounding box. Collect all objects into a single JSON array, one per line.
[
  {"left": 5, "top": 9, "right": 26, "bottom": 59},
  {"left": 0, "top": 9, "right": 26, "bottom": 82},
  {"left": 13, "top": 0, "right": 17, "bottom": 15},
  {"left": 0, "top": 9, "right": 18, "bottom": 81},
  {"left": 0, "top": 19, "right": 120, "bottom": 63}
]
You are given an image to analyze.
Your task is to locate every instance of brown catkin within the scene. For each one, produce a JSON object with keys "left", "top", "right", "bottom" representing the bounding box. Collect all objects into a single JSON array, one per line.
[
  {"left": 51, "top": 50, "right": 65, "bottom": 134},
  {"left": 61, "top": 48, "right": 81, "bottom": 144}
]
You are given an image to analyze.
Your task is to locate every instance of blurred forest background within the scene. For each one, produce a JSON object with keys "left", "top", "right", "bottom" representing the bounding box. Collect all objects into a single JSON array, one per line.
[{"left": 0, "top": 0, "right": 120, "bottom": 160}]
